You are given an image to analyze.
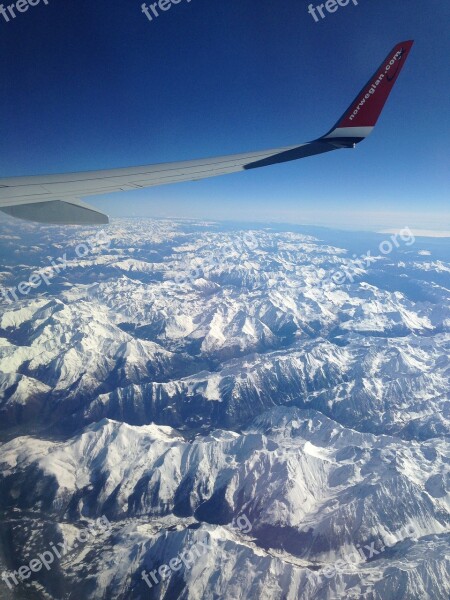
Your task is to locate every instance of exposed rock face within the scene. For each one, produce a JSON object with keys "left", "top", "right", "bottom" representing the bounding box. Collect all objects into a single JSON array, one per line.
[{"left": 0, "top": 218, "right": 449, "bottom": 599}]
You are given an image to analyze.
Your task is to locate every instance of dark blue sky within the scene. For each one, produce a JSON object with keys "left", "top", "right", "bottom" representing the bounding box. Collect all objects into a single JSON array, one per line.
[{"left": 0, "top": 0, "right": 448, "bottom": 231}]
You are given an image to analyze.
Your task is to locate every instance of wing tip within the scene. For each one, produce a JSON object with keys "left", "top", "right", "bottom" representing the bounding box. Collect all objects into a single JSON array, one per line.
[{"left": 323, "top": 39, "right": 414, "bottom": 141}]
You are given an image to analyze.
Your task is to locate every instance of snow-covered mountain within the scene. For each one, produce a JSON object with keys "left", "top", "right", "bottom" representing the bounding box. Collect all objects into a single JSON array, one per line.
[{"left": 0, "top": 217, "right": 449, "bottom": 599}]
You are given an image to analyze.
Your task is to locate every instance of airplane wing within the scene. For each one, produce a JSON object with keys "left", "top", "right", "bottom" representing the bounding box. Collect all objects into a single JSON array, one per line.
[{"left": 0, "top": 41, "right": 414, "bottom": 225}]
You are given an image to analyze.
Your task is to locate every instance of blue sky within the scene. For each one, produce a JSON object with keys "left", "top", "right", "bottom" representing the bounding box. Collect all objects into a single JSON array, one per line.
[{"left": 0, "top": 0, "right": 448, "bottom": 232}]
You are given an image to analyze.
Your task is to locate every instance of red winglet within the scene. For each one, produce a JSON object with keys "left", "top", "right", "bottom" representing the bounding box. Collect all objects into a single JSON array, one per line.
[{"left": 336, "top": 40, "right": 414, "bottom": 129}]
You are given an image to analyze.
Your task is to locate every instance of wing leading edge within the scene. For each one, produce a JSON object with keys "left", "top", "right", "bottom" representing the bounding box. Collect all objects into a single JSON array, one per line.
[{"left": 0, "top": 41, "right": 414, "bottom": 225}]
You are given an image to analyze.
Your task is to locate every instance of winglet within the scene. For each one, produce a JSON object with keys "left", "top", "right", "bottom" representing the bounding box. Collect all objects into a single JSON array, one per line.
[{"left": 323, "top": 40, "right": 414, "bottom": 145}]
